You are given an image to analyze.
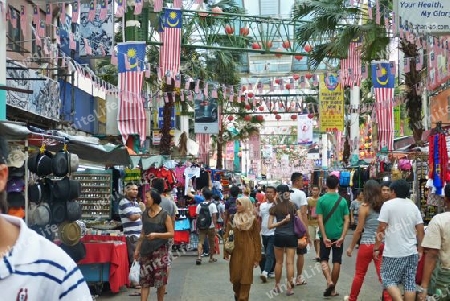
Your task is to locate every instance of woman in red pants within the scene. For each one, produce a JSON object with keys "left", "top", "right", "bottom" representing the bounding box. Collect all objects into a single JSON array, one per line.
[{"left": 344, "top": 180, "right": 392, "bottom": 301}]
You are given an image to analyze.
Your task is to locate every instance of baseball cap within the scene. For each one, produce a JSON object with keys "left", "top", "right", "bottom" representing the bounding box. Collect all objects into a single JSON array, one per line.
[
  {"left": 276, "top": 185, "right": 294, "bottom": 193},
  {"left": 7, "top": 178, "right": 25, "bottom": 193}
]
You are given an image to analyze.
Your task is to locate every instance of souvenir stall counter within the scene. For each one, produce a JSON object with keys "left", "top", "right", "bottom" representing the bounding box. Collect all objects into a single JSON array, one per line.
[{"left": 77, "top": 235, "right": 129, "bottom": 294}]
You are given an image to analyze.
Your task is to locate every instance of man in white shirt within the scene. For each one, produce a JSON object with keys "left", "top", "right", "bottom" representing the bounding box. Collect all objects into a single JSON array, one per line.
[
  {"left": 195, "top": 188, "right": 218, "bottom": 265},
  {"left": 374, "top": 179, "right": 425, "bottom": 301},
  {"left": 290, "top": 172, "right": 310, "bottom": 285},
  {"left": 418, "top": 184, "right": 450, "bottom": 300},
  {"left": 0, "top": 136, "right": 92, "bottom": 300},
  {"left": 258, "top": 186, "right": 276, "bottom": 282}
]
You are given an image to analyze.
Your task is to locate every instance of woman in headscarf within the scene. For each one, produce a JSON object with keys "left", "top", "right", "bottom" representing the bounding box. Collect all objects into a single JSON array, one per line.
[{"left": 224, "top": 197, "right": 261, "bottom": 301}]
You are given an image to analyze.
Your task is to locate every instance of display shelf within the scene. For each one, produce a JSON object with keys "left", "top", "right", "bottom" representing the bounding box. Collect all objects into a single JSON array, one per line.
[{"left": 73, "top": 169, "right": 113, "bottom": 220}]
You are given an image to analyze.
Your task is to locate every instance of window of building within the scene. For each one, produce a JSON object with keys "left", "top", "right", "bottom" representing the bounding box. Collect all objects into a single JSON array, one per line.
[{"left": 7, "top": 6, "right": 23, "bottom": 52}]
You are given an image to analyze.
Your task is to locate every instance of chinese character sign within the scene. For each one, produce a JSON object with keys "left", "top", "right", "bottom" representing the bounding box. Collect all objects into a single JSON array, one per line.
[{"left": 319, "top": 73, "right": 344, "bottom": 132}]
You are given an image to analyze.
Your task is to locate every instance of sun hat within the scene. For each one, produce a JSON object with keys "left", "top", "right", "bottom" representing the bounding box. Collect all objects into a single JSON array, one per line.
[
  {"left": 58, "top": 221, "right": 82, "bottom": 246},
  {"left": 32, "top": 202, "right": 51, "bottom": 226}
]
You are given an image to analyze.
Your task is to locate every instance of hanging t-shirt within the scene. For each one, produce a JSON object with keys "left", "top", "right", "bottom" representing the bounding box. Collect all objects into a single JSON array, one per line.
[
  {"left": 184, "top": 166, "right": 201, "bottom": 195},
  {"left": 196, "top": 169, "right": 210, "bottom": 190},
  {"left": 174, "top": 166, "right": 186, "bottom": 187},
  {"left": 124, "top": 168, "right": 141, "bottom": 184}
]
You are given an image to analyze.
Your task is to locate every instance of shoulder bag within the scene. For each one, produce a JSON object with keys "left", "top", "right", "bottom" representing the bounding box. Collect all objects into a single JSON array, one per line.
[
  {"left": 224, "top": 218, "right": 235, "bottom": 254},
  {"left": 323, "top": 196, "right": 343, "bottom": 225}
]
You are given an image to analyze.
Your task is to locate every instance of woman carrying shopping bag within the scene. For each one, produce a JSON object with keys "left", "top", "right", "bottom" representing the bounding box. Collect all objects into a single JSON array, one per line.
[
  {"left": 134, "top": 190, "right": 174, "bottom": 300},
  {"left": 224, "top": 197, "right": 261, "bottom": 301}
]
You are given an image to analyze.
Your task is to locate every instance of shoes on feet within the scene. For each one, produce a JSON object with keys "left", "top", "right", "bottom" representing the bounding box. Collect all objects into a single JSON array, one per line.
[
  {"left": 268, "top": 272, "right": 275, "bottom": 278},
  {"left": 260, "top": 271, "right": 268, "bottom": 283}
]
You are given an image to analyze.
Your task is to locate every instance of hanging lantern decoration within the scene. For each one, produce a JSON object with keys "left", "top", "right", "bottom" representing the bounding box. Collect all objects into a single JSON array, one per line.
[
  {"left": 245, "top": 104, "right": 251, "bottom": 110},
  {"left": 285, "top": 83, "right": 291, "bottom": 90},
  {"left": 275, "top": 114, "right": 282, "bottom": 120},
  {"left": 307, "top": 113, "right": 314, "bottom": 119},
  {"left": 274, "top": 48, "right": 283, "bottom": 58},
  {"left": 282, "top": 40, "right": 291, "bottom": 49},
  {"left": 275, "top": 78, "right": 281, "bottom": 85},
  {"left": 304, "top": 44, "right": 312, "bottom": 53},
  {"left": 272, "top": 110, "right": 278, "bottom": 115},
  {"left": 241, "top": 85, "right": 247, "bottom": 92},
  {"left": 305, "top": 73, "right": 313, "bottom": 79},
  {"left": 225, "top": 24, "right": 234, "bottom": 35},
  {"left": 294, "top": 55, "right": 303, "bottom": 61},
  {"left": 290, "top": 114, "right": 298, "bottom": 120},
  {"left": 244, "top": 115, "right": 252, "bottom": 121},
  {"left": 256, "top": 115, "right": 264, "bottom": 122},
  {"left": 293, "top": 74, "right": 300, "bottom": 81},
  {"left": 240, "top": 27, "right": 250, "bottom": 37},
  {"left": 247, "top": 92, "right": 254, "bottom": 98},
  {"left": 211, "top": 7, "right": 223, "bottom": 15},
  {"left": 227, "top": 115, "right": 234, "bottom": 121},
  {"left": 258, "top": 106, "right": 264, "bottom": 111}
]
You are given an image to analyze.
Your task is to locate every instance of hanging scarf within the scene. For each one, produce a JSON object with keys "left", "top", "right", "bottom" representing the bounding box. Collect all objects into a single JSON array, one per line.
[
  {"left": 429, "top": 134, "right": 435, "bottom": 179},
  {"left": 433, "top": 135, "right": 443, "bottom": 195},
  {"left": 439, "top": 133, "right": 448, "bottom": 188}
]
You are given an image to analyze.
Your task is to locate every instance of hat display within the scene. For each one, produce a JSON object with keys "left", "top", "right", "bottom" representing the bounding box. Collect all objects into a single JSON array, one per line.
[
  {"left": 51, "top": 202, "right": 66, "bottom": 224},
  {"left": 52, "top": 177, "right": 81, "bottom": 202},
  {"left": 8, "top": 207, "right": 25, "bottom": 219},
  {"left": 52, "top": 150, "right": 69, "bottom": 177},
  {"left": 7, "top": 192, "right": 25, "bottom": 207},
  {"left": 8, "top": 166, "right": 25, "bottom": 179},
  {"left": 31, "top": 202, "right": 51, "bottom": 226},
  {"left": 7, "top": 149, "right": 25, "bottom": 168},
  {"left": 7, "top": 179, "right": 25, "bottom": 193},
  {"left": 58, "top": 221, "right": 82, "bottom": 246},
  {"left": 276, "top": 185, "right": 294, "bottom": 193},
  {"left": 28, "top": 180, "right": 52, "bottom": 204},
  {"left": 66, "top": 201, "right": 82, "bottom": 222},
  {"left": 69, "top": 153, "right": 79, "bottom": 173}
]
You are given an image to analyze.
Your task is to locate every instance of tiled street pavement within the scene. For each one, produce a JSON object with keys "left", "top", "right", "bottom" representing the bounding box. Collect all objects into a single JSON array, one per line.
[{"left": 95, "top": 232, "right": 384, "bottom": 301}]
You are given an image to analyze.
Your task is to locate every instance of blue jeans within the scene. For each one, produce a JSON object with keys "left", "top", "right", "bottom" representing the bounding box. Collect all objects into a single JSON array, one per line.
[{"left": 262, "top": 235, "right": 275, "bottom": 273}]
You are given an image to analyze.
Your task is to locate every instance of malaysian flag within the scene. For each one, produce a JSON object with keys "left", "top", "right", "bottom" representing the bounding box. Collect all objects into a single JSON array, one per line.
[
  {"left": 115, "top": 0, "right": 125, "bottom": 17},
  {"left": 340, "top": 40, "right": 361, "bottom": 87},
  {"left": 375, "top": 0, "right": 380, "bottom": 25},
  {"left": 117, "top": 41, "right": 147, "bottom": 145},
  {"left": 59, "top": 4, "right": 66, "bottom": 24},
  {"left": 196, "top": 134, "right": 210, "bottom": 164},
  {"left": 372, "top": 62, "right": 395, "bottom": 151},
  {"left": 20, "top": 5, "right": 27, "bottom": 36},
  {"left": 72, "top": 0, "right": 79, "bottom": 23},
  {"left": 159, "top": 8, "right": 182, "bottom": 76},
  {"left": 46, "top": 4, "right": 52, "bottom": 24},
  {"left": 88, "top": 0, "right": 96, "bottom": 21},
  {"left": 134, "top": 0, "right": 143, "bottom": 15},
  {"left": 173, "top": 0, "right": 182, "bottom": 8},
  {"left": 99, "top": 0, "right": 108, "bottom": 20},
  {"left": 154, "top": 0, "right": 163, "bottom": 12},
  {"left": 32, "top": 5, "right": 39, "bottom": 25}
]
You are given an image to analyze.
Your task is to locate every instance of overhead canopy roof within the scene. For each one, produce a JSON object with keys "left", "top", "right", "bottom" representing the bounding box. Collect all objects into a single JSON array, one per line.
[{"left": 0, "top": 121, "right": 131, "bottom": 165}]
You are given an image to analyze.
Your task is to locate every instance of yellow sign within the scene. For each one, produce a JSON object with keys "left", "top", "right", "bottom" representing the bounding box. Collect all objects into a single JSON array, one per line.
[{"left": 319, "top": 74, "right": 344, "bottom": 132}]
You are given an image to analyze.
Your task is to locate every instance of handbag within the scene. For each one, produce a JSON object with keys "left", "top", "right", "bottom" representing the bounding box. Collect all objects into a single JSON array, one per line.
[
  {"left": 323, "top": 196, "right": 343, "bottom": 225},
  {"left": 224, "top": 220, "right": 235, "bottom": 254},
  {"left": 294, "top": 215, "right": 307, "bottom": 238},
  {"left": 297, "top": 236, "right": 307, "bottom": 249}
]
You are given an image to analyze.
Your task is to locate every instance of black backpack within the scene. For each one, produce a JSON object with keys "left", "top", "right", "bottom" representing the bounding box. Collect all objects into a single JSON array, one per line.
[{"left": 197, "top": 203, "right": 212, "bottom": 230}]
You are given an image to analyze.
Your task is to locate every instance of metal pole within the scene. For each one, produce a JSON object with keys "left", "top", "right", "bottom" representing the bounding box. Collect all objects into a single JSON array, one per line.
[
  {"left": 24, "top": 139, "right": 29, "bottom": 225},
  {"left": 0, "top": 0, "right": 7, "bottom": 120}
]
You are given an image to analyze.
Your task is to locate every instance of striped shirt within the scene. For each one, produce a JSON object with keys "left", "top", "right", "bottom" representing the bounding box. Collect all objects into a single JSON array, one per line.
[
  {"left": 0, "top": 215, "right": 92, "bottom": 300},
  {"left": 119, "top": 198, "right": 142, "bottom": 237}
]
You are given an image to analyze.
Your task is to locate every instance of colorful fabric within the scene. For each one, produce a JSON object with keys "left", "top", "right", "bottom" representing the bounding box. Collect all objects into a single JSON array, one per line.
[
  {"left": 381, "top": 254, "right": 418, "bottom": 292},
  {"left": 139, "top": 244, "right": 168, "bottom": 288}
]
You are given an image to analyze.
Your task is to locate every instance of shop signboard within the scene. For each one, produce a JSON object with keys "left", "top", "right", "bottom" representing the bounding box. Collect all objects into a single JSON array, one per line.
[
  {"left": 158, "top": 108, "right": 176, "bottom": 129},
  {"left": 319, "top": 73, "right": 344, "bottom": 132},
  {"left": 194, "top": 93, "right": 219, "bottom": 134},
  {"left": 394, "top": 0, "right": 450, "bottom": 34}
]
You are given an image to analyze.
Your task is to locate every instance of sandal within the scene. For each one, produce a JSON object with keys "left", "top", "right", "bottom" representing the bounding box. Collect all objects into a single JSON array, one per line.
[
  {"left": 323, "top": 283, "right": 335, "bottom": 297},
  {"left": 196, "top": 258, "right": 202, "bottom": 265},
  {"left": 331, "top": 291, "right": 339, "bottom": 297},
  {"left": 286, "top": 289, "right": 294, "bottom": 296},
  {"left": 129, "top": 292, "right": 141, "bottom": 296},
  {"left": 209, "top": 258, "right": 217, "bottom": 263},
  {"left": 295, "top": 276, "right": 307, "bottom": 285}
]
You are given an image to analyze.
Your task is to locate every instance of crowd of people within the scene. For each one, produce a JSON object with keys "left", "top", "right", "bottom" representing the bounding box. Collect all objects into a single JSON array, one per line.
[{"left": 0, "top": 128, "right": 449, "bottom": 301}]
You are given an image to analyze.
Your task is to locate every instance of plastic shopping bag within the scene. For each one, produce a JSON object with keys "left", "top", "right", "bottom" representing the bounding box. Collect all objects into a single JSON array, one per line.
[{"left": 129, "top": 261, "right": 140, "bottom": 284}]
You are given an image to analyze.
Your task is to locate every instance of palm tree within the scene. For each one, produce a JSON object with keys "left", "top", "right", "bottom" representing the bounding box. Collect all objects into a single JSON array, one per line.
[{"left": 293, "top": 0, "right": 424, "bottom": 150}]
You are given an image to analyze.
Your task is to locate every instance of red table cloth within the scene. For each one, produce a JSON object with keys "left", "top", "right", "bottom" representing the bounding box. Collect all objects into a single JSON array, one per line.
[{"left": 79, "top": 235, "right": 129, "bottom": 292}]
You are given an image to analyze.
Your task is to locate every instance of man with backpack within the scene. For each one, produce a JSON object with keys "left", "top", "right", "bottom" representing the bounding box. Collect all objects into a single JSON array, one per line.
[
  {"left": 195, "top": 187, "right": 218, "bottom": 265},
  {"left": 224, "top": 185, "right": 240, "bottom": 225}
]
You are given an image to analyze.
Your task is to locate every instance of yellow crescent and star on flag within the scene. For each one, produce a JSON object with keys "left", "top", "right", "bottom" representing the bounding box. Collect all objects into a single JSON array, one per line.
[
  {"left": 371, "top": 62, "right": 395, "bottom": 89},
  {"left": 127, "top": 48, "right": 138, "bottom": 69},
  {"left": 163, "top": 8, "right": 182, "bottom": 28}
]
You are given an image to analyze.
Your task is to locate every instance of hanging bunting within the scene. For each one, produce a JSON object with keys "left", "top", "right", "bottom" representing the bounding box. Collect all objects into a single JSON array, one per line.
[
  {"left": 59, "top": 4, "right": 66, "bottom": 24},
  {"left": 203, "top": 83, "right": 208, "bottom": 97},
  {"left": 10, "top": 8, "right": 17, "bottom": 29},
  {"left": 55, "top": 27, "right": 61, "bottom": 45},
  {"left": 173, "top": 0, "right": 182, "bottom": 8},
  {"left": 154, "top": 0, "right": 163, "bottom": 12},
  {"left": 20, "top": 5, "right": 26, "bottom": 36},
  {"left": 375, "top": 0, "right": 380, "bottom": 25},
  {"left": 134, "top": 0, "right": 143, "bottom": 15},
  {"left": 389, "top": 61, "right": 396, "bottom": 76},
  {"left": 368, "top": 1, "right": 372, "bottom": 20},
  {"left": 88, "top": 0, "right": 96, "bottom": 21},
  {"left": 72, "top": 0, "right": 80, "bottom": 23},
  {"left": 46, "top": 3, "right": 52, "bottom": 24},
  {"left": 100, "top": 45, "right": 106, "bottom": 56},
  {"left": 99, "top": 0, "right": 108, "bottom": 20},
  {"left": 403, "top": 57, "right": 410, "bottom": 73},
  {"left": 211, "top": 87, "right": 218, "bottom": 98},
  {"left": 111, "top": 50, "right": 118, "bottom": 65},
  {"left": 115, "top": 0, "right": 125, "bottom": 17},
  {"left": 180, "top": 90, "right": 185, "bottom": 101},
  {"left": 145, "top": 63, "right": 151, "bottom": 78},
  {"left": 175, "top": 74, "right": 181, "bottom": 88}
]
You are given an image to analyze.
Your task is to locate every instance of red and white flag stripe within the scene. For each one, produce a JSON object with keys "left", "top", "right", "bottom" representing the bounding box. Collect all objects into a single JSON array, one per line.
[
  {"left": 196, "top": 133, "right": 210, "bottom": 164},
  {"left": 374, "top": 87, "right": 394, "bottom": 151},
  {"left": 340, "top": 42, "right": 362, "bottom": 87},
  {"left": 118, "top": 71, "right": 147, "bottom": 144}
]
